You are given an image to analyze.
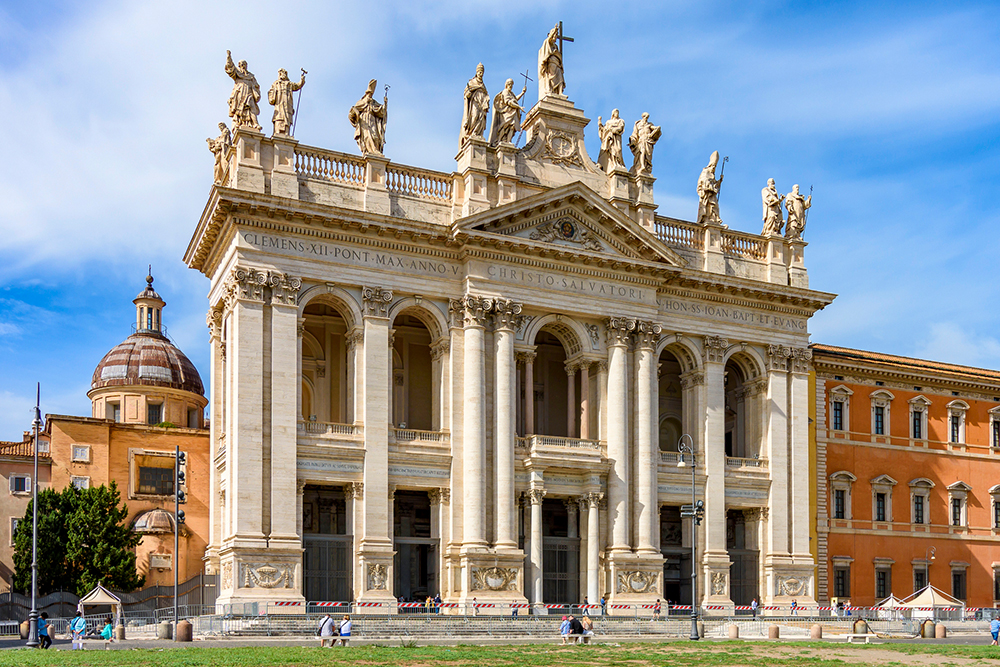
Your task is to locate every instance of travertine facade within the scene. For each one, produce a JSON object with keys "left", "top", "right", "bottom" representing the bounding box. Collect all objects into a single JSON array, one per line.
[{"left": 187, "top": 39, "right": 834, "bottom": 611}]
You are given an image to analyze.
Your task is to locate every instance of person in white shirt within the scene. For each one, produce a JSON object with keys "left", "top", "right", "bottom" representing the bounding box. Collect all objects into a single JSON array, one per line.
[
  {"left": 336, "top": 615, "right": 352, "bottom": 647},
  {"left": 317, "top": 614, "right": 335, "bottom": 647}
]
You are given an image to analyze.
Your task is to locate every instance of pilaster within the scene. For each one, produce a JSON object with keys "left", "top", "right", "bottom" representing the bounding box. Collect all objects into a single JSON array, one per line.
[
  {"left": 457, "top": 136, "right": 490, "bottom": 217},
  {"left": 363, "top": 154, "right": 390, "bottom": 215},
  {"left": 701, "top": 334, "right": 732, "bottom": 609},
  {"left": 492, "top": 298, "right": 522, "bottom": 552},
  {"left": 786, "top": 239, "right": 808, "bottom": 288},
  {"left": 269, "top": 134, "right": 299, "bottom": 199},
  {"left": 231, "top": 127, "right": 265, "bottom": 193}
]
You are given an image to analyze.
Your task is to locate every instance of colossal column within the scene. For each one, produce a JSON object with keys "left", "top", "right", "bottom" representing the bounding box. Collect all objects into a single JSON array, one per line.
[
  {"left": 523, "top": 351, "right": 536, "bottom": 434},
  {"left": 586, "top": 492, "right": 602, "bottom": 604},
  {"left": 579, "top": 362, "right": 591, "bottom": 439},
  {"left": 205, "top": 308, "right": 224, "bottom": 573},
  {"left": 566, "top": 363, "right": 577, "bottom": 438},
  {"left": 634, "top": 321, "right": 661, "bottom": 555},
  {"left": 493, "top": 298, "right": 522, "bottom": 551},
  {"left": 605, "top": 317, "right": 635, "bottom": 553},
  {"left": 702, "top": 335, "right": 732, "bottom": 605},
  {"left": 528, "top": 487, "right": 546, "bottom": 604}
]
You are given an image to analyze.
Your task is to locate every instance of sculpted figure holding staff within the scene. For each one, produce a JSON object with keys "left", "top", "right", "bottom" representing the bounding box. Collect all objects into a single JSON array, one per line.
[
  {"left": 268, "top": 68, "right": 306, "bottom": 136},
  {"left": 697, "top": 150, "right": 725, "bottom": 224},
  {"left": 539, "top": 23, "right": 565, "bottom": 96},
  {"left": 225, "top": 51, "right": 261, "bottom": 130},
  {"left": 460, "top": 63, "right": 489, "bottom": 145},
  {"left": 597, "top": 109, "right": 626, "bottom": 171},
  {"left": 488, "top": 78, "right": 527, "bottom": 146},
  {"left": 349, "top": 79, "right": 388, "bottom": 155}
]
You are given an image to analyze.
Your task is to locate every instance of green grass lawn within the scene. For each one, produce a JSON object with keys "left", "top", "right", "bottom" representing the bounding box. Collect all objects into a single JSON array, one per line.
[{"left": 1, "top": 641, "right": 998, "bottom": 667}]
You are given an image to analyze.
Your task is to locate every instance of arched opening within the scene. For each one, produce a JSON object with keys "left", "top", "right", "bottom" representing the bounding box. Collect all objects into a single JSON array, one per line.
[
  {"left": 301, "top": 301, "right": 351, "bottom": 424},
  {"left": 390, "top": 312, "right": 435, "bottom": 431},
  {"left": 723, "top": 355, "right": 762, "bottom": 459},
  {"left": 529, "top": 329, "right": 577, "bottom": 437},
  {"left": 657, "top": 349, "right": 685, "bottom": 452}
]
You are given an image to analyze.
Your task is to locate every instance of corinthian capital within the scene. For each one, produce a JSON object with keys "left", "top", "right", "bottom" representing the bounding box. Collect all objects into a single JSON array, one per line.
[
  {"left": 633, "top": 320, "right": 662, "bottom": 349},
  {"left": 527, "top": 488, "right": 546, "bottom": 505},
  {"left": 224, "top": 266, "right": 268, "bottom": 308},
  {"left": 491, "top": 298, "right": 523, "bottom": 331},
  {"left": 449, "top": 295, "right": 494, "bottom": 328},
  {"left": 789, "top": 346, "right": 812, "bottom": 374},
  {"left": 605, "top": 317, "right": 637, "bottom": 347},
  {"left": 206, "top": 308, "right": 224, "bottom": 341},
  {"left": 362, "top": 286, "right": 394, "bottom": 318},
  {"left": 269, "top": 272, "right": 302, "bottom": 306},
  {"left": 767, "top": 344, "right": 792, "bottom": 372},
  {"left": 702, "top": 335, "right": 729, "bottom": 363}
]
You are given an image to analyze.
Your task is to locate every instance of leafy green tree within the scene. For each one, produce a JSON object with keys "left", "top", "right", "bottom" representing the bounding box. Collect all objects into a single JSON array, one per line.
[{"left": 13, "top": 482, "right": 145, "bottom": 596}]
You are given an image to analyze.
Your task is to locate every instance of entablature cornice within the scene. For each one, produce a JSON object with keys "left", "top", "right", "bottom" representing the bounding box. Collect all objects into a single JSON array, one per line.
[{"left": 813, "top": 365, "right": 1000, "bottom": 399}]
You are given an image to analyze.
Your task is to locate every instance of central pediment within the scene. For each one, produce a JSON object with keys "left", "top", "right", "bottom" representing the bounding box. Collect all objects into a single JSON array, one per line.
[{"left": 453, "top": 181, "right": 686, "bottom": 267}]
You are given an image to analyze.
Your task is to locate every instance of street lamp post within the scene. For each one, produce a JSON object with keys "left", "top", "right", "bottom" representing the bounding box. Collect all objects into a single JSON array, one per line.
[
  {"left": 26, "top": 384, "right": 41, "bottom": 648},
  {"left": 923, "top": 546, "right": 936, "bottom": 589},
  {"left": 677, "top": 433, "right": 703, "bottom": 641},
  {"left": 174, "top": 447, "right": 187, "bottom": 641}
]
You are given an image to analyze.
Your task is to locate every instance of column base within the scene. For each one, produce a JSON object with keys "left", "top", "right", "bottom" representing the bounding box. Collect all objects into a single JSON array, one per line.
[
  {"left": 356, "top": 545, "right": 397, "bottom": 609},
  {"left": 604, "top": 551, "right": 665, "bottom": 613},
  {"left": 214, "top": 544, "right": 304, "bottom": 614},
  {"left": 763, "top": 557, "right": 817, "bottom": 611},
  {"left": 451, "top": 549, "right": 528, "bottom": 614},
  {"left": 701, "top": 554, "right": 735, "bottom": 613}
]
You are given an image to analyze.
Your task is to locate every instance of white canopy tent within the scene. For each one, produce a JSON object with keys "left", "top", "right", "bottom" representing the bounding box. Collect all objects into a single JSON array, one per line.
[
  {"left": 873, "top": 593, "right": 905, "bottom": 620},
  {"left": 898, "top": 585, "right": 964, "bottom": 620},
  {"left": 76, "top": 584, "right": 123, "bottom": 628}
]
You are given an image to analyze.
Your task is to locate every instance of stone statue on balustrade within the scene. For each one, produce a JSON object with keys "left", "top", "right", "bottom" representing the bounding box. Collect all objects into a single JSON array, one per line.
[
  {"left": 460, "top": 63, "right": 490, "bottom": 146},
  {"left": 628, "top": 113, "right": 661, "bottom": 176},
  {"left": 539, "top": 23, "right": 565, "bottom": 97},
  {"left": 348, "top": 79, "right": 388, "bottom": 155},
  {"left": 225, "top": 51, "right": 261, "bottom": 131},
  {"left": 696, "top": 151, "right": 724, "bottom": 225},
  {"left": 206, "top": 122, "right": 232, "bottom": 185},
  {"left": 488, "top": 78, "right": 527, "bottom": 146},
  {"left": 784, "top": 184, "right": 812, "bottom": 240},
  {"left": 597, "top": 109, "right": 626, "bottom": 172},
  {"left": 761, "top": 178, "right": 785, "bottom": 236},
  {"left": 268, "top": 68, "right": 305, "bottom": 136}
]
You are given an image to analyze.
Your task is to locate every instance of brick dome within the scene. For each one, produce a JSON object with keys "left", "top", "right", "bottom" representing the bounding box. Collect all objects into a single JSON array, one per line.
[{"left": 91, "top": 330, "right": 204, "bottom": 396}]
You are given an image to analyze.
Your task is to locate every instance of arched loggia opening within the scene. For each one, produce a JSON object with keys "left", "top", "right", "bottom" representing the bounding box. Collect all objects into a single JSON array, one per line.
[
  {"left": 657, "top": 349, "right": 684, "bottom": 452},
  {"left": 521, "top": 325, "right": 589, "bottom": 439},
  {"left": 389, "top": 311, "right": 438, "bottom": 432},
  {"left": 301, "top": 301, "right": 352, "bottom": 425}
]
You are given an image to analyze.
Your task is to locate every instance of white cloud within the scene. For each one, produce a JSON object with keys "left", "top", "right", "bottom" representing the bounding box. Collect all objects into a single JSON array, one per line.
[{"left": 914, "top": 322, "right": 1000, "bottom": 371}]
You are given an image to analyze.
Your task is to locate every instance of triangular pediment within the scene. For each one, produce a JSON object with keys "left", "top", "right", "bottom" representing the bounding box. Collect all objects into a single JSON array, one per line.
[{"left": 453, "top": 182, "right": 686, "bottom": 267}]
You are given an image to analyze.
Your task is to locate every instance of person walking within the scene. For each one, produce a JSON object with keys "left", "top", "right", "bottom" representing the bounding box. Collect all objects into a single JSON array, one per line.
[
  {"left": 37, "top": 612, "right": 51, "bottom": 649},
  {"left": 790, "top": 599, "right": 798, "bottom": 616},
  {"left": 751, "top": 597, "right": 759, "bottom": 618},
  {"left": 434, "top": 593, "right": 442, "bottom": 614},
  {"left": 653, "top": 598, "right": 662, "bottom": 621},
  {"left": 336, "top": 614, "right": 352, "bottom": 647},
  {"left": 317, "top": 613, "right": 335, "bottom": 647},
  {"left": 600, "top": 595, "right": 607, "bottom": 616},
  {"left": 991, "top": 616, "right": 1000, "bottom": 646},
  {"left": 70, "top": 612, "right": 86, "bottom": 650},
  {"left": 559, "top": 615, "right": 571, "bottom": 644}
]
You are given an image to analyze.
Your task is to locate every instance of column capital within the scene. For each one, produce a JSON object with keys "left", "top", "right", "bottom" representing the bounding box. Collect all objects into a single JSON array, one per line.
[
  {"left": 268, "top": 272, "right": 302, "bottom": 306},
  {"left": 296, "top": 479, "right": 307, "bottom": 493},
  {"left": 346, "top": 328, "right": 364, "bottom": 351},
  {"left": 223, "top": 266, "right": 269, "bottom": 309},
  {"left": 449, "top": 294, "right": 493, "bottom": 328},
  {"left": 362, "top": 286, "right": 394, "bottom": 318},
  {"left": 428, "top": 487, "right": 450, "bottom": 506},
  {"left": 346, "top": 482, "right": 364, "bottom": 500},
  {"left": 516, "top": 348, "right": 537, "bottom": 365},
  {"left": 633, "top": 320, "right": 662, "bottom": 350},
  {"left": 207, "top": 308, "right": 224, "bottom": 341},
  {"left": 430, "top": 338, "right": 450, "bottom": 360},
  {"left": 680, "top": 370, "right": 705, "bottom": 389},
  {"left": 702, "top": 335, "right": 729, "bottom": 363},
  {"left": 564, "top": 498, "right": 578, "bottom": 516},
  {"left": 789, "top": 346, "right": 812, "bottom": 374},
  {"left": 605, "top": 317, "right": 637, "bottom": 347},
  {"left": 586, "top": 491, "right": 604, "bottom": 509},
  {"left": 491, "top": 298, "right": 523, "bottom": 331},
  {"left": 527, "top": 488, "right": 546, "bottom": 505},
  {"left": 296, "top": 316, "right": 307, "bottom": 338},
  {"left": 766, "top": 344, "right": 793, "bottom": 372}
]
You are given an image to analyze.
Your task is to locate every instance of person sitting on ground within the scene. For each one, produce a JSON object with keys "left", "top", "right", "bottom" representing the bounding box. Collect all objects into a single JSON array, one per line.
[
  {"left": 38, "top": 612, "right": 51, "bottom": 649},
  {"left": 317, "top": 613, "right": 336, "bottom": 647},
  {"left": 568, "top": 614, "right": 584, "bottom": 641},
  {"left": 100, "top": 616, "right": 114, "bottom": 642},
  {"left": 559, "top": 615, "right": 570, "bottom": 644},
  {"left": 336, "top": 614, "right": 352, "bottom": 647},
  {"left": 580, "top": 615, "right": 595, "bottom": 644}
]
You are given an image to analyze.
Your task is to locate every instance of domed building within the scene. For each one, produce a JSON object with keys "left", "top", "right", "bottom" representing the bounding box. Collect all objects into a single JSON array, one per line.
[{"left": 89, "top": 273, "right": 207, "bottom": 427}]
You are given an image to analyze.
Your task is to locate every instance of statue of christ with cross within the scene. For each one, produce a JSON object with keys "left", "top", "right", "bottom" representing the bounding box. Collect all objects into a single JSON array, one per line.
[{"left": 539, "top": 21, "right": 573, "bottom": 98}]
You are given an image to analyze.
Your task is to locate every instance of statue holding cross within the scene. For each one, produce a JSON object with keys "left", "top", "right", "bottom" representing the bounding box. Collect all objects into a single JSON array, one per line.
[{"left": 539, "top": 22, "right": 573, "bottom": 98}]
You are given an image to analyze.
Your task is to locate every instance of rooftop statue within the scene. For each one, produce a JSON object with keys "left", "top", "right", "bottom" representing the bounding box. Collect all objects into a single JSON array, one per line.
[
  {"left": 268, "top": 68, "right": 306, "bottom": 137},
  {"left": 697, "top": 151, "right": 724, "bottom": 225},
  {"left": 761, "top": 178, "right": 785, "bottom": 236},
  {"left": 784, "top": 184, "right": 812, "bottom": 240},
  {"left": 488, "top": 78, "right": 527, "bottom": 146},
  {"left": 206, "top": 122, "right": 232, "bottom": 185},
  {"left": 349, "top": 79, "right": 388, "bottom": 155},
  {"left": 628, "top": 112, "right": 661, "bottom": 176},
  {"left": 597, "top": 109, "right": 626, "bottom": 172},
  {"left": 539, "top": 23, "right": 566, "bottom": 97},
  {"left": 460, "top": 63, "right": 490, "bottom": 146},
  {"left": 225, "top": 51, "right": 262, "bottom": 131}
]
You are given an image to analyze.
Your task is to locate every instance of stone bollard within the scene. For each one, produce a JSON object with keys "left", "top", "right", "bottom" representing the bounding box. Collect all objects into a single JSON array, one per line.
[
  {"left": 768, "top": 624, "right": 780, "bottom": 639},
  {"left": 921, "top": 620, "right": 935, "bottom": 638},
  {"left": 115, "top": 624, "right": 126, "bottom": 641},
  {"left": 157, "top": 621, "right": 173, "bottom": 640},
  {"left": 935, "top": 623, "right": 947, "bottom": 639},
  {"left": 19, "top": 620, "right": 29, "bottom": 640},
  {"left": 176, "top": 620, "right": 193, "bottom": 642},
  {"left": 728, "top": 624, "right": 739, "bottom": 639},
  {"left": 810, "top": 624, "right": 823, "bottom": 639},
  {"left": 853, "top": 619, "right": 869, "bottom": 635},
  {"left": 697, "top": 620, "right": 705, "bottom": 639}
]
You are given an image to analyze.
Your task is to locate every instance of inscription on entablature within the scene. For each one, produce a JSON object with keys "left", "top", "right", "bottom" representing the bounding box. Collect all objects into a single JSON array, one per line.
[
  {"left": 482, "top": 263, "right": 655, "bottom": 305},
  {"left": 658, "top": 297, "right": 806, "bottom": 332}
]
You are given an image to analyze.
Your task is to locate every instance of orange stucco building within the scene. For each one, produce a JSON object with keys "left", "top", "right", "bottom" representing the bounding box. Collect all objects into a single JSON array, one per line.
[{"left": 813, "top": 344, "right": 1000, "bottom": 608}]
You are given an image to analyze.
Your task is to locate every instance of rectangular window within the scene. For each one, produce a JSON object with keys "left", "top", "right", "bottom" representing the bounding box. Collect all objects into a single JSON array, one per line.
[
  {"left": 876, "top": 569, "right": 891, "bottom": 599},
  {"left": 952, "top": 571, "right": 966, "bottom": 600},
  {"left": 70, "top": 476, "right": 90, "bottom": 490},
  {"left": 138, "top": 467, "right": 174, "bottom": 496},
  {"left": 914, "top": 496, "right": 924, "bottom": 525},
  {"left": 834, "top": 490, "right": 846, "bottom": 519},
  {"left": 874, "top": 406, "right": 885, "bottom": 435},
  {"left": 995, "top": 500, "right": 1000, "bottom": 529},
  {"left": 951, "top": 415, "right": 960, "bottom": 443},
  {"left": 914, "top": 569, "right": 926, "bottom": 591},
  {"left": 993, "top": 420, "right": 1000, "bottom": 448},
  {"left": 148, "top": 403, "right": 163, "bottom": 425},
  {"left": 912, "top": 411, "right": 922, "bottom": 439},
  {"left": 834, "top": 567, "right": 850, "bottom": 598},
  {"left": 832, "top": 401, "right": 844, "bottom": 431},
  {"left": 952, "top": 498, "right": 962, "bottom": 526},
  {"left": 9, "top": 475, "right": 29, "bottom": 494},
  {"left": 875, "top": 493, "right": 887, "bottom": 522},
  {"left": 995, "top": 571, "right": 1000, "bottom": 601},
  {"left": 71, "top": 445, "right": 89, "bottom": 463}
]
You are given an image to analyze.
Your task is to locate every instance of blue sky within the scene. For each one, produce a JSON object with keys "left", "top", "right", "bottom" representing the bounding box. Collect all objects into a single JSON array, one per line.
[{"left": 1, "top": 1, "right": 999, "bottom": 438}]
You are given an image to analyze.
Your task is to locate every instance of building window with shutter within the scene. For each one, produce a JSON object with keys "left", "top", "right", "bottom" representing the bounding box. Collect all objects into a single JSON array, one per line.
[
  {"left": 952, "top": 570, "right": 967, "bottom": 600},
  {"left": 875, "top": 493, "right": 887, "bottom": 522},
  {"left": 834, "top": 566, "right": 850, "bottom": 598},
  {"left": 876, "top": 568, "right": 891, "bottom": 599},
  {"left": 874, "top": 406, "right": 885, "bottom": 435},
  {"left": 834, "top": 489, "right": 846, "bottom": 519},
  {"left": 832, "top": 401, "right": 844, "bottom": 431},
  {"left": 914, "top": 496, "right": 924, "bottom": 524},
  {"left": 9, "top": 475, "right": 30, "bottom": 495}
]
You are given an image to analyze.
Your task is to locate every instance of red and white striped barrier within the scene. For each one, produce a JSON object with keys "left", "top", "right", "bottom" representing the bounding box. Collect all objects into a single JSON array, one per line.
[
  {"left": 272, "top": 601, "right": 302, "bottom": 607},
  {"left": 355, "top": 602, "right": 387, "bottom": 608},
  {"left": 311, "top": 601, "right": 350, "bottom": 607}
]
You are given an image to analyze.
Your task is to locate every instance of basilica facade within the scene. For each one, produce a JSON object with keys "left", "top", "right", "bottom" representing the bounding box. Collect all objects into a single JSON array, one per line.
[{"left": 186, "top": 40, "right": 834, "bottom": 612}]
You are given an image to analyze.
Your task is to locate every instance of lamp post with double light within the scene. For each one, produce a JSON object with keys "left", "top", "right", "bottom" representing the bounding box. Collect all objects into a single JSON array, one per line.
[
  {"left": 923, "top": 546, "right": 935, "bottom": 590},
  {"left": 677, "top": 433, "right": 703, "bottom": 641}
]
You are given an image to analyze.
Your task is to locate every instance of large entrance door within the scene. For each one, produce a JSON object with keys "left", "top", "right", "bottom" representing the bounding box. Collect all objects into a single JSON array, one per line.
[
  {"left": 541, "top": 499, "right": 580, "bottom": 605},
  {"left": 727, "top": 510, "right": 759, "bottom": 606},
  {"left": 661, "top": 506, "right": 692, "bottom": 605},
  {"left": 303, "top": 535, "right": 352, "bottom": 602},
  {"left": 393, "top": 491, "right": 438, "bottom": 602}
]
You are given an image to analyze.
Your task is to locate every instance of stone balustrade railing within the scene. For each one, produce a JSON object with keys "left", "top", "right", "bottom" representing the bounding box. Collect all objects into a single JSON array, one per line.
[
  {"left": 389, "top": 427, "right": 450, "bottom": 444},
  {"left": 516, "top": 434, "right": 603, "bottom": 452},
  {"left": 720, "top": 230, "right": 766, "bottom": 260},
  {"left": 386, "top": 164, "right": 453, "bottom": 202},
  {"left": 660, "top": 451, "right": 680, "bottom": 464},
  {"left": 654, "top": 219, "right": 703, "bottom": 250},
  {"left": 726, "top": 456, "right": 769, "bottom": 470},
  {"left": 294, "top": 147, "right": 365, "bottom": 187},
  {"left": 297, "top": 420, "right": 363, "bottom": 437}
]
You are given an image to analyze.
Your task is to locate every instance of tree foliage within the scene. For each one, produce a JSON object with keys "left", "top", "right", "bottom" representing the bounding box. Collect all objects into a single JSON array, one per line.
[{"left": 13, "top": 482, "right": 145, "bottom": 596}]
